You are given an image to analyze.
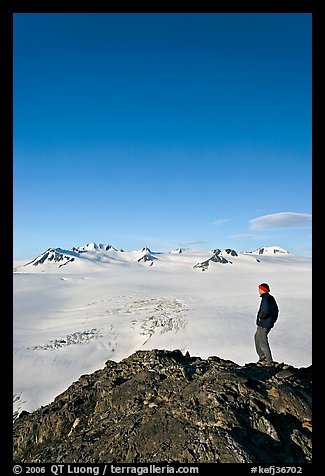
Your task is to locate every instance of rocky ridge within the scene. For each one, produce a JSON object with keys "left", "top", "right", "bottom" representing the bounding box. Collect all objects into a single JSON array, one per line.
[
  {"left": 13, "top": 349, "right": 312, "bottom": 464},
  {"left": 193, "top": 249, "right": 238, "bottom": 271}
]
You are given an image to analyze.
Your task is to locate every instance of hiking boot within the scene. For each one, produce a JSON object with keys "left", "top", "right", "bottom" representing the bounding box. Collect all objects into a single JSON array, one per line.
[
  {"left": 256, "top": 357, "right": 266, "bottom": 366},
  {"left": 257, "top": 359, "right": 274, "bottom": 367},
  {"left": 262, "top": 361, "right": 274, "bottom": 367}
]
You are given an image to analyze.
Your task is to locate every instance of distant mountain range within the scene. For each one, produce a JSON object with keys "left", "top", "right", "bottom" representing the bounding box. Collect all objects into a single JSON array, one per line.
[{"left": 13, "top": 243, "right": 290, "bottom": 273}]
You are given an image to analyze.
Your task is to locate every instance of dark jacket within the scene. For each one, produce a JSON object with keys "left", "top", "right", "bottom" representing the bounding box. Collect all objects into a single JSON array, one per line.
[{"left": 256, "top": 292, "right": 279, "bottom": 328}]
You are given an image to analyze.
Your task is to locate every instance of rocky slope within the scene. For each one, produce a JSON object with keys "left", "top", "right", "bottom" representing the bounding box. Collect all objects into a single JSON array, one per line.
[{"left": 13, "top": 349, "right": 312, "bottom": 463}]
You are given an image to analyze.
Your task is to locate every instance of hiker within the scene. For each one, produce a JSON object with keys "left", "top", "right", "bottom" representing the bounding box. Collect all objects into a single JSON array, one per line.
[{"left": 255, "top": 283, "right": 279, "bottom": 366}]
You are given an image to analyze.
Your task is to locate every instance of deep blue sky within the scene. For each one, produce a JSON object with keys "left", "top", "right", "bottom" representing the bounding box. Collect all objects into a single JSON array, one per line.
[{"left": 13, "top": 13, "right": 312, "bottom": 259}]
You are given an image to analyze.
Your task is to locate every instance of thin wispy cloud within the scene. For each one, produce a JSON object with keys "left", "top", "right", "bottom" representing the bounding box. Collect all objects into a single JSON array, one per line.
[
  {"left": 212, "top": 219, "right": 229, "bottom": 226},
  {"left": 177, "top": 240, "right": 208, "bottom": 247},
  {"left": 250, "top": 212, "right": 312, "bottom": 230}
]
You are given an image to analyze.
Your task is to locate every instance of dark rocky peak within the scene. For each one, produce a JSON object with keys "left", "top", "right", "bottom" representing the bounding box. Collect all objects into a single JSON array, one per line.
[
  {"left": 211, "top": 248, "right": 222, "bottom": 255},
  {"left": 210, "top": 254, "right": 229, "bottom": 264},
  {"left": 137, "top": 254, "right": 154, "bottom": 265},
  {"left": 25, "top": 248, "right": 77, "bottom": 268},
  {"left": 194, "top": 250, "right": 231, "bottom": 271},
  {"left": 210, "top": 248, "right": 238, "bottom": 257},
  {"left": 224, "top": 248, "right": 238, "bottom": 257},
  {"left": 13, "top": 349, "right": 312, "bottom": 464},
  {"left": 137, "top": 247, "right": 157, "bottom": 266}
]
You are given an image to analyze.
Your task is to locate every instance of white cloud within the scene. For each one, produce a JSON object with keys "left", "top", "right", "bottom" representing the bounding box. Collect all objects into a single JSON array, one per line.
[
  {"left": 177, "top": 240, "right": 208, "bottom": 246},
  {"left": 212, "top": 219, "right": 229, "bottom": 226},
  {"left": 250, "top": 212, "right": 312, "bottom": 230}
]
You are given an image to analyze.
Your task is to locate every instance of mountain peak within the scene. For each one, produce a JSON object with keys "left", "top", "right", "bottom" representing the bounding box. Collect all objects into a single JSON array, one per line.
[
  {"left": 24, "top": 248, "right": 78, "bottom": 268},
  {"left": 13, "top": 349, "right": 312, "bottom": 463},
  {"left": 250, "top": 246, "right": 290, "bottom": 255},
  {"left": 77, "top": 243, "right": 117, "bottom": 252}
]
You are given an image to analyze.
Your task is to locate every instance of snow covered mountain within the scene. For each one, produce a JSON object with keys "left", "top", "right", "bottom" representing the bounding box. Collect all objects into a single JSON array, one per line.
[
  {"left": 13, "top": 243, "right": 290, "bottom": 273},
  {"left": 13, "top": 243, "right": 160, "bottom": 271},
  {"left": 193, "top": 248, "right": 239, "bottom": 271},
  {"left": 247, "top": 245, "right": 290, "bottom": 255},
  {"left": 21, "top": 247, "right": 80, "bottom": 268},
  {"left": 13, "top": 242, "right": 311, "bottom": 418}
]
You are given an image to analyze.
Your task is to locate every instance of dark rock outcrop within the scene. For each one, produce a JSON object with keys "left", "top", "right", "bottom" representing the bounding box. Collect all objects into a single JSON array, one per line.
[
  {"left": 224, "top": 248, "right": 238, "bottom": 257},
  {"left": 13, "top": 349, "right": 312, "bottom": 464},
  {"left": 137, "top": 248, "right": 156, "bottom": 265},
  {"left": 24, "top": 248, "right": 77, "bottom": 268},
  {"left": 194, "top": 250, "right": 232, "bottom": 270}
]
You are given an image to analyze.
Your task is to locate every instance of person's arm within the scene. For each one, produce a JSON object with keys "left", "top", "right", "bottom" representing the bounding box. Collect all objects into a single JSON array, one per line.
[{"left": 257, "top": 297, "right": 270, "bottom": 320}]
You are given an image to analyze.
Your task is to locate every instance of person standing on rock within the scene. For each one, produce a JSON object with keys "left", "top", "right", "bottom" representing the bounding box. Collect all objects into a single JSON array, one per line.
[{"left": 255, "top": 283, "right": 279, "bottom": 366}]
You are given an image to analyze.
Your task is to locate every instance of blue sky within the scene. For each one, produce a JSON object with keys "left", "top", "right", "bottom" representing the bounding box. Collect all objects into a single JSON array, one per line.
[{"left": 13, "top": 13, "right": 312, "bottom": 259}]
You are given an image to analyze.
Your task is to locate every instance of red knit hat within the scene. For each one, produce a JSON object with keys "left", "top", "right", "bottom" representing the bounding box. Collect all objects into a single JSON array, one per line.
[{"left": 258, "top": 283, "right": 270, "bottom": 293}]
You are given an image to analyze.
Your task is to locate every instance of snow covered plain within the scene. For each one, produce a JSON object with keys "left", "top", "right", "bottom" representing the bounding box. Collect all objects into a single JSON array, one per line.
[{"left": 13, "top": 244, "right": 312, "bottom": 416}]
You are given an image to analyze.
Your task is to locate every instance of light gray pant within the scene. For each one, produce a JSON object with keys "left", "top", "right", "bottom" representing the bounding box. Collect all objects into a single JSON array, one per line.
[{"left": 254, "top": 326, "right": 273, "bottom": 363}]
